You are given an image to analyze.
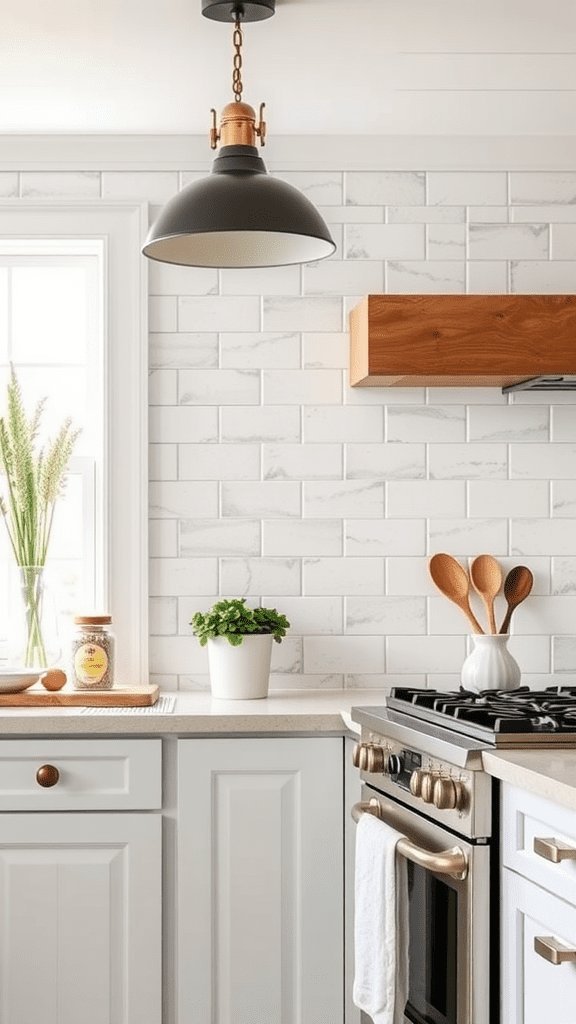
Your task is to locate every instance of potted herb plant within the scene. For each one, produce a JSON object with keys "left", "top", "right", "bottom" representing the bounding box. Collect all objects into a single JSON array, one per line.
[
  {"left": 0, "top": 367, "right": 80, "bottom": 668},
  {"left": 191, "top": 598, "right": 290, "bottom": 700}
]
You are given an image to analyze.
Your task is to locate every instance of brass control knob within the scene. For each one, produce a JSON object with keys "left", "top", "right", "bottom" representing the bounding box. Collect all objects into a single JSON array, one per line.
[
  {"left": 433, "top": 777, "right": 467, "bottom": 811},
  {"left": 36, "top": 764, "right": 60, "bottom": 788},
  {"left": 420, "top": 771, "right": 436, "bottom": 804},
  {"left": 352, "top": 742, "right": 362, "bottom": 768},
  {"left": 366, "top": 745, "right": 386, "bottom": 774},
  {"left": 409, "top": 769, "right": 425, "bottom": 797}
]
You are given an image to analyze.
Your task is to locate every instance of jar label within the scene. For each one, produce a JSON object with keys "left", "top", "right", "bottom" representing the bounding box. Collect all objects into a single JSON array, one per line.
[{"left": 74, "top": 642, "right": 109, "bottom": 685}]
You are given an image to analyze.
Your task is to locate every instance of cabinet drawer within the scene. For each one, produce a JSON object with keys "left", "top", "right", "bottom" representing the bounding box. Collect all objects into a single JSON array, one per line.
[
  {"left": 0, "top": 739, "right": 162, "bottom": 810},
  {"left": 502, "top": 784, "right": 576, "bottom": 904},
  {"left": 502, "top": 868, "right": 576, "bottom": 1024}
]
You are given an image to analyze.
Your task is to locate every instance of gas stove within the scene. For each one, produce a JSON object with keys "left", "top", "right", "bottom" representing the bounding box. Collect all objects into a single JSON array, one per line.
[{"left": 386, "top": 684, "right": 576, "bottom": 747}]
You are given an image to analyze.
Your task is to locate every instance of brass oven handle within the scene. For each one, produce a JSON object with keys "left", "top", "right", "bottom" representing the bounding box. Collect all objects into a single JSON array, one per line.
[
  {"left": 534, "top": 936, "right": 576, "bottom": 965},
  {"left": 351, "top": 799, "right": 468, "bottom": 880},
  {"left": 534, "top": 837, "right": 576, "bottom": 863}
]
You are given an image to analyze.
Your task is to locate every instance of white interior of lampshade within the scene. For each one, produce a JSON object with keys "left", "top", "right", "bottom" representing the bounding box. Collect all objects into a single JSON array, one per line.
[{"left": 143, "top": 230, "right": 336, "bottom": 268}]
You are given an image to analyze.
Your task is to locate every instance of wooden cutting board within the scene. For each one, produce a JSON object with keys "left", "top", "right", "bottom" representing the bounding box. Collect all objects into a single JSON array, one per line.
[{"left": 0, "top": 684, "right": 160, "bottom": 707}]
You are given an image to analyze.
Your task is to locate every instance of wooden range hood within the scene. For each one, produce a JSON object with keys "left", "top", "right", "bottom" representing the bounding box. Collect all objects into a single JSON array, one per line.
[{"left": 349, "top": 294, "right": 576, "bottom": 389}]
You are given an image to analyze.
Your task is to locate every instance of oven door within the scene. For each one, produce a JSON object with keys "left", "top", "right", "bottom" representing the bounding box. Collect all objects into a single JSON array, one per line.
[{"left": 357, "top": 785, "right": 491, "bottom": 1024}]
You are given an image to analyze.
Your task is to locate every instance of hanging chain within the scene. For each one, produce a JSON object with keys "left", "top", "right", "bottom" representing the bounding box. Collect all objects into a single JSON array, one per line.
[{"left": 232, "top": 17, "right": 243, "bottom": 102}]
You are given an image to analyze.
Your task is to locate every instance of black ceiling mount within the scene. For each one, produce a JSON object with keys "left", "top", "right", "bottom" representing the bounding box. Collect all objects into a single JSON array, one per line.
[{"left": 202, "top": 0, "right": 276, "bottom": 21}]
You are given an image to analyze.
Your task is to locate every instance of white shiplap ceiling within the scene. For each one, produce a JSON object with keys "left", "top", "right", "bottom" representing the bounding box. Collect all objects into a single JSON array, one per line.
[{"left": 2, "top": 0, "right": 575, "bottom": 135}]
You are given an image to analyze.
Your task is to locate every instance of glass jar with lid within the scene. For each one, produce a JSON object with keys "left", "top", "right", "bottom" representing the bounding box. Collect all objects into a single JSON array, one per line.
[{"left": 71, "top": 615, "right": 115, "bottom": 690}]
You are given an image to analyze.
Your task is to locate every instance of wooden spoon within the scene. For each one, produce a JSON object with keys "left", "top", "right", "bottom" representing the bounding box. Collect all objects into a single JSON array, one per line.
[
  {"left": 470, "top": 554, "right": 503, "bottom": 634},
  {"left": 429, "top": 553, "right": 484, "bottom": 634},
  {"left": 499, "top": 566, "right": 533, "bottom": 635}
]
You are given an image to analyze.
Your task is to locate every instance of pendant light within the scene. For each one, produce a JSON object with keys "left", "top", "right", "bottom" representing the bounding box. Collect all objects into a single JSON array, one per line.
[{"left": 142, "top": 0, "right": 336, "bottom": 269}]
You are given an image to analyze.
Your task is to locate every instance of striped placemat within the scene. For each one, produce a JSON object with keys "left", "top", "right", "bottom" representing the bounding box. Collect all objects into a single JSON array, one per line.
[{"left": 79, "top": 695, "right": 176, "bottom": 714}]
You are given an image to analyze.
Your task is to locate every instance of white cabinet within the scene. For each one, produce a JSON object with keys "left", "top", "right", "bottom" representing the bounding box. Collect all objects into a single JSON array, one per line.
[
  {"left": 177, "top": 736, "right": 344, "bottom": 1024},
  {"left": 501, "top": 785, "right": 576, "bottom": 1024},
  {"left": 0, "top": 739, "right": 162, "bottom": 1024}
]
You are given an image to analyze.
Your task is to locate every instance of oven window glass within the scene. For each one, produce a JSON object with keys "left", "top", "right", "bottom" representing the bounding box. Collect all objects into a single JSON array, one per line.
[{"left": 404, "top": 862, "right": 458, "bottom": 1024}]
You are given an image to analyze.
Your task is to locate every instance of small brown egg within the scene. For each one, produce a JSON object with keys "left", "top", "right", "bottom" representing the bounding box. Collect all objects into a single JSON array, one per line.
[{"left": 40, "top": 669, "right": 67, "bottom": 691}]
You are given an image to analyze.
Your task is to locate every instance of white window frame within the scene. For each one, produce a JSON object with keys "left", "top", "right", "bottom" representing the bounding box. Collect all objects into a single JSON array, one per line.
[{"left": 0, "top": 201, "right": 148, "bottom": 684}]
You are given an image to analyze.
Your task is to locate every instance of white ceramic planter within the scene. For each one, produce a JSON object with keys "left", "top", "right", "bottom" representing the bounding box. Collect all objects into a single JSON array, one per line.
[
  {"left": 461, "top": 634, "right": 521, "bottom": 693},
  {"left": 207, "top": 634, "right": 274, "bottom": 700}
]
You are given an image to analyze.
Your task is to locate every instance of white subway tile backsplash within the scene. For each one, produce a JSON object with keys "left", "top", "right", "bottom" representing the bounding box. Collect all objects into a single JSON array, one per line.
[
  {"left": 427, "top": 224, "right": 466, "bottom": 260},
  {"left": 509, "top": 172, "right": 576, "bottom": 205},
  {"left": 179, "top": 443, "right": 260, "bottom": 481},
  {"left": 179, "top": 519, "right": 260, "bottom": 557},
  {"left": 179, "top": 368, "right": 260, "bottom": 406},
  {"left": 554, "top": 638, "right": 576, "bottom": 673},
  {"left": 270, "top": 637, "right": 303, "bottom": 674},
  {"left": 149, "top": 520, "right": 178, "bottom": 558},
  {"left": 346, "top": 172, "right": 425, "bottom": 207},
  {"left": 148, "top": 262, "right": 217, "bottom": 296},
  {"left": 149, "top": 296, "right": 177, "bottom": 333},
  {"left": 268, "top": 596, "right": 343, "bottom": 635},
  {"left": 21, "top": 171, "right": 100, "bottom": 197},
  {"left": 275, "top": 171, "right": 343, "bottom": 205},
  {"left": 428, "top": 518, "right": 509, "bottom": 556},
  {"left": 346, "top": 597, "right": 426, "bottom": 634},
  {"left": 263, "top": 296, "right": 343, "bottom": 332},
  {"left": 263, "top": 369, "right": 342, "bottom": 405},
  {"left": 221, "top": 333, "right": 301, "bottom": 369},
  {"left": 304, "top": 406, "right": 383, "bottom": 442},
  {"left": 387, "top": 557, "right": 434, "bottom": 596},
  {"left": 221, "top": 406, "right": 301, "bottom": 443},
  {"left": 512, "top": 518, "right": 576, "bottom": 556},
  {"left": 219, "top": 265, "right": 301, "bottom": 296},
  {"left": 346, "top": 442, "right": 426, "bottom": 479},
  {"left": 222, "top": 481, "right": 301, "bottom": 518},
  {"left": 552, "top": 557, "right": 576, "bottom": 595},
  {"left": 517, "top": 596, "right": 576, "bottom": 635},
  {"left": 149, "top": 481, "right": 218, "bottom": 519},
  {"left": 346, "top": 224, "right": 425, "bottom": 260},
  {"left": 468, "top": 480, "right": 549, "bottom": 518},
  {"left": 303, "top": 635, "right": 385, "bottom": 674},
  {"left": 149, "top": 557, "right": 217, "bottom": 596},
  {"left": 263, "top": 519, "right": 342, "bottom": 556},
  {"left": 387, "top": 635, "right": 466, "bottom": 674},
  {"left": 468, "top": 404, "right": 549, "bottom": 441},
  {"left": 149, "top": 597, "right": 178, "bottom": 636},
  {"left": 149, "top": 369, "right": 177, "bottom": 406},
  {"left": 388, "top": 405, "right": 466, "bottom": 443},
  {"left": 0, "top": 173, "right": 18, "bottom": 197},
  {"left": 512, "top": 443, "right": 576, "bottom": 479},
  {"left": 552, "top": 481, "right": 576, "bottom": 518},
  {"left": 512, "top": 206, "right": 576, "bottom": 223},
  {"left": 467, "top": 261, "right": 509, "bottom": 292},
  {"left": 346, "top": 519, "right": 426, "bottom": 557},
  {"left": 102, "top": 171, "right": 178, "bottom": 203},
  {"left": 303, "top": 260, "right": 384, "bottom": 296},
  {"left": 469, "top": 223, "right": 549, "bottom": 260},
  {"left": 264, "top": 444, "right": 342, "bottom": 481},
  {"left": 149, "top": 443, "right": 177, "bottom": 481},
  {"left": 149, "top": 333, "right": 218, "bottom": 368},
  {"left": 427, "top": 172, "right": 507, "bottom": 206},
  {"left": 304, "top": 480, "right": 384, "bottom": 518},
  {"left": 467, "top": 206, "right": 509, "bottom": 223},
  {"left": 150, "top": 406, "right": 218, "bottom": 444},
  {"left": 386, "top": 260, "right": 466, "bottom": 292},
  {"left": 179, "top": 295, "right": 260, "bottom": 332},
  {"left": 510, "top": 260, "right": 576, "bottom": 292},
  {"left": 553, "top": 406, "right": 576, "bottom": 442},
  {"left": 388, "top": 481, "right": 466, "bottom": 518},
  {"left": 150, "top": 636, "right": 208, "bottom": 675},
  {"left": 429, "top": 443, "right": 507, "bottom": 479},
  {"left": 304, "top": 557, "right": 384, "bottom": 595},
  {"left": 220, "top": 557, "right": 301, "bottom": 596},
  {"left": 388, "top": 206, "right": 466, "bottom": 224},
  {"left": 551, "top": 224, "right": 576, "bottom": 259},
  {"left": 303, "top": 332, "right": 348, "bottom": 369}
]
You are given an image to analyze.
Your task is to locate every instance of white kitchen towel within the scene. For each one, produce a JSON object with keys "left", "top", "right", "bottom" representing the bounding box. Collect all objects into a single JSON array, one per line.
[{"left": 353, "top": 812, "right": 409, "bottom": 1024}]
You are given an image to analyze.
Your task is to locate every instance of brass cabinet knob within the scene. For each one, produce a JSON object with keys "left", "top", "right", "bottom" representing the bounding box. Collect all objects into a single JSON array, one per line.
[
  {"left": 36, "top": 764, "right": 60, "bottom": 788},
  {"left": 433, "top": 777, "right": 467, "bottom": 811},
  {"left": 366, "top": 745, "right": 386, "bottom": 774},
  {"left": 352, "top": 742, "right": 362, "bottom": 768},
  {"left": 409, "top": 770, "right": 424, "bottom": 797}
]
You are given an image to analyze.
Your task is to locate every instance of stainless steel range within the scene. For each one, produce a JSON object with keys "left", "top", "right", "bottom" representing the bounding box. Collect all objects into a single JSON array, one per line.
[{"left": 350, "top": 685, "right": 576, "bottom": 1024}]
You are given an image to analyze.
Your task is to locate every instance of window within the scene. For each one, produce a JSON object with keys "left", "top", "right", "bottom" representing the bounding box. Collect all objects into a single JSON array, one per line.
[{"left": 0, "top": 202, "right": 148, "bottom": 683}]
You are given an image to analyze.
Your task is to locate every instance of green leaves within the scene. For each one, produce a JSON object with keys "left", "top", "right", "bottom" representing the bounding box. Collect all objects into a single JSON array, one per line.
[
  {"left": 0, "top": 366, "right": 80, "bottom": 567},
  {"left": 191, "top": 598, "right": 290, "bottom": 647}
]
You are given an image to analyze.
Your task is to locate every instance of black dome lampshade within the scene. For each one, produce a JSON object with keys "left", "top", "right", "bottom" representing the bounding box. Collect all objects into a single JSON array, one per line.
[{"left": 142, "top": 1, "right": 336, "bottom": 269}]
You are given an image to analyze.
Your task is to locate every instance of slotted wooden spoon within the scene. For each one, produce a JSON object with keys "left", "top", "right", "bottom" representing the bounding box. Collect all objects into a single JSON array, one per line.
[
  {"left": 429, "top": 553, "right": 484, "bottom": 634},
  {"left": 470, "top": 554, "right": 503, "bottom": 634},
  {"left": 499, "top": 566, "right": 533, "bottom": 634}
]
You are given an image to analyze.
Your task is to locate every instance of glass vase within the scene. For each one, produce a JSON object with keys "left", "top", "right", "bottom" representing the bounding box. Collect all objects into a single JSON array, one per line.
[
  {"left": 8, "top": 566, "right": 61, "bottom": 669},
  {"left": 461, "top": 634, "right": 521, "bottom": 693}
]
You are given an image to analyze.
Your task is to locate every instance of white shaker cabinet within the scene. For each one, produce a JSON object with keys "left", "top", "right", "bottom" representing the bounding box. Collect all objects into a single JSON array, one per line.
[
  {"left": 0, "top": 739, "right": 162, "bottom": 1024},
  {"left": 501, "top": 785, "right": 576, "bottom": 1024},
  {"left": 177, "top": 736, "right": 344, "bottom": 1024}
]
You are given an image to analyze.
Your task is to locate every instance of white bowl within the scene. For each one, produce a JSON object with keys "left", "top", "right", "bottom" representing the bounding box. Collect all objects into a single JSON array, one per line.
[{"left": 0, "top": 669, "right": 41, "bottom": 693}]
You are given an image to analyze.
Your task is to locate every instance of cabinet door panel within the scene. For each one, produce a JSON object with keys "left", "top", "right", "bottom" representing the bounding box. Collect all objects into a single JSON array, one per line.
[
  {"left": 502, "top": 866, "right": 576, "bottom": 1024},
  {"left": 0, "top": 813, "right": 161, "bottom": 1024},
  {"left": 178, "top": 737, "right": 343, "bottom": 1024}
]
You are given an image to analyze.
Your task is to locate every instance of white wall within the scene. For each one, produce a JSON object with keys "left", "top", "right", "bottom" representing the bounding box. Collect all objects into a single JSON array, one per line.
[{"left": 2, "top": 140, "right": 576, "bottom": 692}]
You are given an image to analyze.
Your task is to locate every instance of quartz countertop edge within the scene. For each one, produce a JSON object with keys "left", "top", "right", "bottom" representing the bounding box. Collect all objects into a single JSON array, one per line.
[
  {"left": 0, "top": 689, "right": 383, "bottom": 736},
  {"left": 482, "top": 748, "right": 576, "bottom": 813}
]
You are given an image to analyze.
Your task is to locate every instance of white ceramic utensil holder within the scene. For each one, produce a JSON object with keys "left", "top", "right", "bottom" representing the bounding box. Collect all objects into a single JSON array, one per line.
[
  {"left": 207, "top": 633, "right": 273, "bottom": 700},
  {"left": 461, "top": 634, "right": 521, "bottom": 693}
]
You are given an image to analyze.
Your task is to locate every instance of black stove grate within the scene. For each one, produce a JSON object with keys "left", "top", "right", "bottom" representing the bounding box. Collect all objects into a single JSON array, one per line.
[{"left": 388, "top": 685, "right": 576, "bottom": 735}]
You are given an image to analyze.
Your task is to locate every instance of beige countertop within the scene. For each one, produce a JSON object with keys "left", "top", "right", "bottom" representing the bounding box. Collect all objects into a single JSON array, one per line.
[
  {"left": 482, "top": 748, "right": 576, "bottom": 812},
  {"left": 0, "top": 689, "right": 382, "bottom": 736}
]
